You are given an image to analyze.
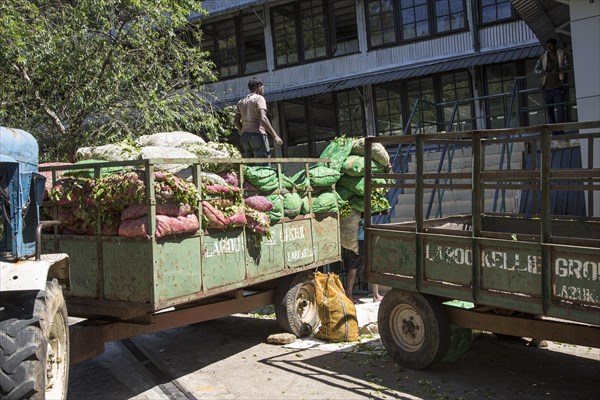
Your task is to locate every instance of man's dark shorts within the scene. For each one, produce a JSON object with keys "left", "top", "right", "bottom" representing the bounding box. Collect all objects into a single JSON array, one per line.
[
  {"left": 241, "top": 132, "right": 270, "bottom": 158},
  {"left": 343, "top": 240, "right": 364, "bottom": 271}
]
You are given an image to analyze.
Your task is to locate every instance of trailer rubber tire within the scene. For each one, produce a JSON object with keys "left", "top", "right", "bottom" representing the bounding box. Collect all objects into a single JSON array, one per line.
[
  {"left": 378, "top": 289, "right": 450, "bottom": 370},
  {"left": 0, "top": 280, "right": 69, "bottom": 400},
  {"left": 275, "top": 271, "right": 319, "bottom": 337}
]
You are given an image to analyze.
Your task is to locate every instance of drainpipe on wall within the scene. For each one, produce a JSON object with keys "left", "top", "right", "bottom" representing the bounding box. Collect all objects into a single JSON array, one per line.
[{"left": 471, "top": 0, "right": 481, "bottom": 53}]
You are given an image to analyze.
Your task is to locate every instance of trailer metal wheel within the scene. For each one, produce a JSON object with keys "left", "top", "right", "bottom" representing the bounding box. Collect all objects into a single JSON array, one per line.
[
  {"left": 275, "top": 271, "right": 319, "bottom": 337},
  {"left": 378, "top": 289, "right": 450, "bottom": 370},
  {"left": 0, "top": 280, "right": 69, "bottom": 400}
]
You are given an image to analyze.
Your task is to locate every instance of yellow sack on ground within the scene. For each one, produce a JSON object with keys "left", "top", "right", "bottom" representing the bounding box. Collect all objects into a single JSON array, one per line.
[{"left": 314, "top": 272, "right": 359, "bottom": 342}]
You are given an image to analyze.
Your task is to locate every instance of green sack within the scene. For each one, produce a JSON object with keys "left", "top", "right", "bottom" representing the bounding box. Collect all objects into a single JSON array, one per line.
[
  {"left": 308, "top": 191, "right": 345, "bottom": 214},
  {"left": 301, "top": 196, "right": 310, "bottom": 215},
  {"left": 336, "top": 186, "right": 355, "bottom": 201},
  {"left": 317, "top": 136, "right": 355, "bottom": 171},
  {"left": 341, "top": 155, "right": 385, "bottom": 177},
  {"left": 283, "top": 192, "right": 303, "bottom": 217},
  {"left": 267, "top": 193, "right": 283, "bottom": 224},
  {"left": 308, "top": 165, "right": 341, "bottom": 187},
  {"left": 349, "top": 195, "right": 390, "bottom": 213},
  {"left": 337, "top": 175, "right": 386, "bottom": 196},
  {"left": 351, "top": 138, "right": 391, "bottom": 168},
  {"left": 62, "top": 159, "right": 127, "bottom": 179},
  {"left": 300, "top": 192, "right": 339, "bottom": 214},
  {"left": 245, "top": 166, "right": 295, "bottom": 193}
]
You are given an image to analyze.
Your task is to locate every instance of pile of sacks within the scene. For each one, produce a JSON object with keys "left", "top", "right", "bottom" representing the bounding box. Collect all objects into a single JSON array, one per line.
[
  {"left": 47, "top": 171, "right": 201, "bottom": 237},
  {"left": 42, "top": 131, "right": 348, "bottom": 239},
  {"left": 318, "top": 136, "right": 391, "bottom": 215}
]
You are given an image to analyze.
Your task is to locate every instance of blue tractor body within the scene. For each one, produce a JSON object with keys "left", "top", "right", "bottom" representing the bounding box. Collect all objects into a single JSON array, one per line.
[{"left": 0, "top": 127, "right": 46, "bottom": 260}]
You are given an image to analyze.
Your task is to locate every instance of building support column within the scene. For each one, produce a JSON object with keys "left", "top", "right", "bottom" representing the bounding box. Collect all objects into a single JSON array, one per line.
[
  {"left": 362, "top": 85, "right": 377, "bottom": 136},
  {"left": 570, "top": 1, "right": 600, "bottom": 216}
]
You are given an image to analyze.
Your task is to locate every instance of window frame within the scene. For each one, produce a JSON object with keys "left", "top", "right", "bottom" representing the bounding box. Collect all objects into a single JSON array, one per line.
[
  {"left": 271, "top": 0, "right": 360, "bottom": 69},
  {"left": 201, "top": 10, "right": 268, "bottom": 80},
  {"left": 478, "top": 0, "right": 517, "bottom": 27},
  {"left": 365, "top": 0, "right": 469, "bottom": 50}
]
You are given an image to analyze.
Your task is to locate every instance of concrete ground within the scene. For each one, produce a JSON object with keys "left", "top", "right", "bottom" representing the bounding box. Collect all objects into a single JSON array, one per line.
[{"left": 67, "top": 298, "right": 600, "bottom": 400}]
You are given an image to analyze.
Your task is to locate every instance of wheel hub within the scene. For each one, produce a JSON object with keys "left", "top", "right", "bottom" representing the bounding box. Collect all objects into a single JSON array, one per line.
[
  {"left": 390, "top": 305, "right": 426, "bottom": 352},
  {"left": 296, "top": 285, "right": 316, "bottom": 323}
]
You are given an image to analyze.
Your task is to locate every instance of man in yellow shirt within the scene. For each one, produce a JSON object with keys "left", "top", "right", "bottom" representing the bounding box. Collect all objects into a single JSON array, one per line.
[{"left": 234, "top": 77, "right": 283, "bottom": 158}]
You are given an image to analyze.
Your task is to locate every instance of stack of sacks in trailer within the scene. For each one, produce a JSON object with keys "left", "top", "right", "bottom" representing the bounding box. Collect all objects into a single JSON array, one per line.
[
  {"left": 316, "top": 136, "right": 392, "bottom": 253},
  {"left": 320, "top": 136, "right": 391, "bottom": 215},
  {"left": 48, "top": 170, "right": 200, "bottom": 237}
]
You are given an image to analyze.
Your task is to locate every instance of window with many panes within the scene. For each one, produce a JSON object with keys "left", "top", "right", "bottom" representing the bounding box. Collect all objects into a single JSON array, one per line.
[
  {"left": 301, "top": 0, "right": 327, "bottom": 60},
  {"left": 374, "top": 84, "right": 404, "bottom": 136},
  {"left": 407, "top": 77, "right": 437, "bottom": 132},
  {"left": 401, "top": 0, "right": 430, "bottom": 40},
  {"left": 330, "top": 0, "right": 359, "bottom": 55},
  {"left": 368, "top": 0, "right": 397, "bottom": 47},
  {"left": 272, "top": 4, "right": 299, "bottom": 66},
  {"left": 337, "top": 90, "right": 365, "bottom": 137},
  {"left": 200, "top": 10, "right": 267, "bottom": 79},
  {"left": 439, "top": 71, "right": 473, "bottom": 130},
  {"left": 484, "top": 62, "right": 516, "bottom": 128},
  {"left": 272, "top": 0, "right": 359, "bottom": 67},
  {"left": 366, "top": 0, "right": 466, "bottom": 48},
  {"left": 480, "top": 0, "right": 514, "bottom": 25}
]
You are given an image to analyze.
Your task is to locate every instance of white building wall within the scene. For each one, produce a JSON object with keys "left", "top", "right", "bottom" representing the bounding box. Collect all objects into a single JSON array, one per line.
[
  {"left": 570, "top": 1, "right": 600, "bottom": 217},
  {"left": 205, "top": 5, "right": 540, "bottom": 104}
]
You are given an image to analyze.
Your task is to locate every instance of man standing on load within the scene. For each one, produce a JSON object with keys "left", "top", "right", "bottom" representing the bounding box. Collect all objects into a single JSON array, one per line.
[{"left": 235, "top": 77, "right": 283, "bottom": 158}]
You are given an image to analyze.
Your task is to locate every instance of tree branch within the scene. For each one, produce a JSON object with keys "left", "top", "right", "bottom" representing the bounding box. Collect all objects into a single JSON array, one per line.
[{"left": 12, "top": 63, "right": 67, "bottom": 135}]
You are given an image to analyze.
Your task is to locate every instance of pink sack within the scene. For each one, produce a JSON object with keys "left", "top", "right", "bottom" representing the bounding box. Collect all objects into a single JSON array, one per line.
[
  {"left": 118, "top": 214, "right": 199, "bottom": 238},
  {"left": 246, "top": 210, "right": 270, "bottom": 235},
  {"left": 201, "top": 201, "right": 227, "bottom": 229},
  {"left": 225, "top": 206, "right": 247, "bottom": 228},
  {"left": 39, "top": 162, "right": 73, "bottom": 199},
  {"left": 205, "top": 183, "right": 241, "bottom": 196},
  {"left": 121, "top": 202, "right": 193, "bottom": 221},
  {"left": 218, "top": 172, "right": 239, "bottom": 187},
  {"left": 244, "top": 195, "right": 274, "bottom": 212}
]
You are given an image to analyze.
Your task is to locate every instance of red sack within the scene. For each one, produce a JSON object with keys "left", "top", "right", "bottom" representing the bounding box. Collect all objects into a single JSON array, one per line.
[
  {"left": 118, "top": 214, "right": 199, "bottom": 238},
  {"left": 218, "top": 172, "right": 239, "bottom": 187},
  {"left": 121, "top": 202, "right": 193, "bottom": 221},
  {"left": 246, "top": 210, "right": 270, "bottom": 235},
  {"left": 205, "top": 183, "right": 241, "bottom": 196},
  {"left": 201, "top": 201, "right": 227, "bottom": 229},
  {"left": 225, "top": 206, "right": 247, "bottom": 228},
  {"left": 245, "top": 195, "right": 274, "bottom": 212},
  {"left": 39, "top": 162, "right": 73, "bottom": 199}
]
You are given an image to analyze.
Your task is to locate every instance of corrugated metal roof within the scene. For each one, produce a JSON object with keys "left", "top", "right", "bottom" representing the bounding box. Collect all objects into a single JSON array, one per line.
[
  {"left": 189, "top": 0, "right": 267, "bottom": 21},
  {"left": 264, "top": 44, "right": 542, "bottom": 103},
  {"left": 510, "top": 0, "right": 570, "bottom": 48}
]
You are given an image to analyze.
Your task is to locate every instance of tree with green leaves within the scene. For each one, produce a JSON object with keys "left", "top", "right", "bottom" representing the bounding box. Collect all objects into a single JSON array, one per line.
[{"left": 0, "top": 0, "right": 232, "bottom": 161}]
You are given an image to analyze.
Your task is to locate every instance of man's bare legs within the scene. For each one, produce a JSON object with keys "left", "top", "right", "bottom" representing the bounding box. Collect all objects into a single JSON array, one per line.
[
  {"left": 372, "top": 284, "right": 383, "bottom": 302},
  {"left": 345, "top": 268, "right": 358, "bottom": 302}
]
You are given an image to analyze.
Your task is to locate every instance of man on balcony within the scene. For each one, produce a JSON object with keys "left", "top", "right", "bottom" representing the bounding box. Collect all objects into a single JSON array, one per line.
[{"left": 534, "top": 38, "right": 569, "bottom": 136}]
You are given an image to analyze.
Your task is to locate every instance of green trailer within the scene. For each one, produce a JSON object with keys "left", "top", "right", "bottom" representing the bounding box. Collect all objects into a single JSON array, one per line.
[
  {"left": 364, "top": 121, "right": 600, "bottom": 369},
  {"left": 39, "top": 157, "right": 341, "bottom": 365}
]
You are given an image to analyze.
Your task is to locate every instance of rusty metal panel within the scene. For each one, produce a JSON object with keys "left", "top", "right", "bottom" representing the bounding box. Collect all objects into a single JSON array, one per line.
[
  {"left": 102, "top": 240, "right": 153, "bottom": 303},
  {"left": 312, "top": 214, "right": 340, "bottom": 264},
  {"left": 202, "top": 229, "right": 246, "bottom": 289},
  {"left": 245, "top": 224, "right": 285, "bottom": 279},
  {"left": 154, "top": 236, "right": 202, "bottom": 303},
  {"left": 370, "top": 230, "right": 416, "bottom": 277},
  {"left": 282, "top": 219, "right": 314, "bottom": 268},
  {"left": 60, "top": 239, "right": 99, "bottom": 298},
  {"left": 423, "top": 236, "right": 472, "bottom": 285},
  {"left": 552, "top": 246, "right": 600, "bottom": 306},
  {"left": 479, "top": 241, "right": 542, "bottom": 297}
]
